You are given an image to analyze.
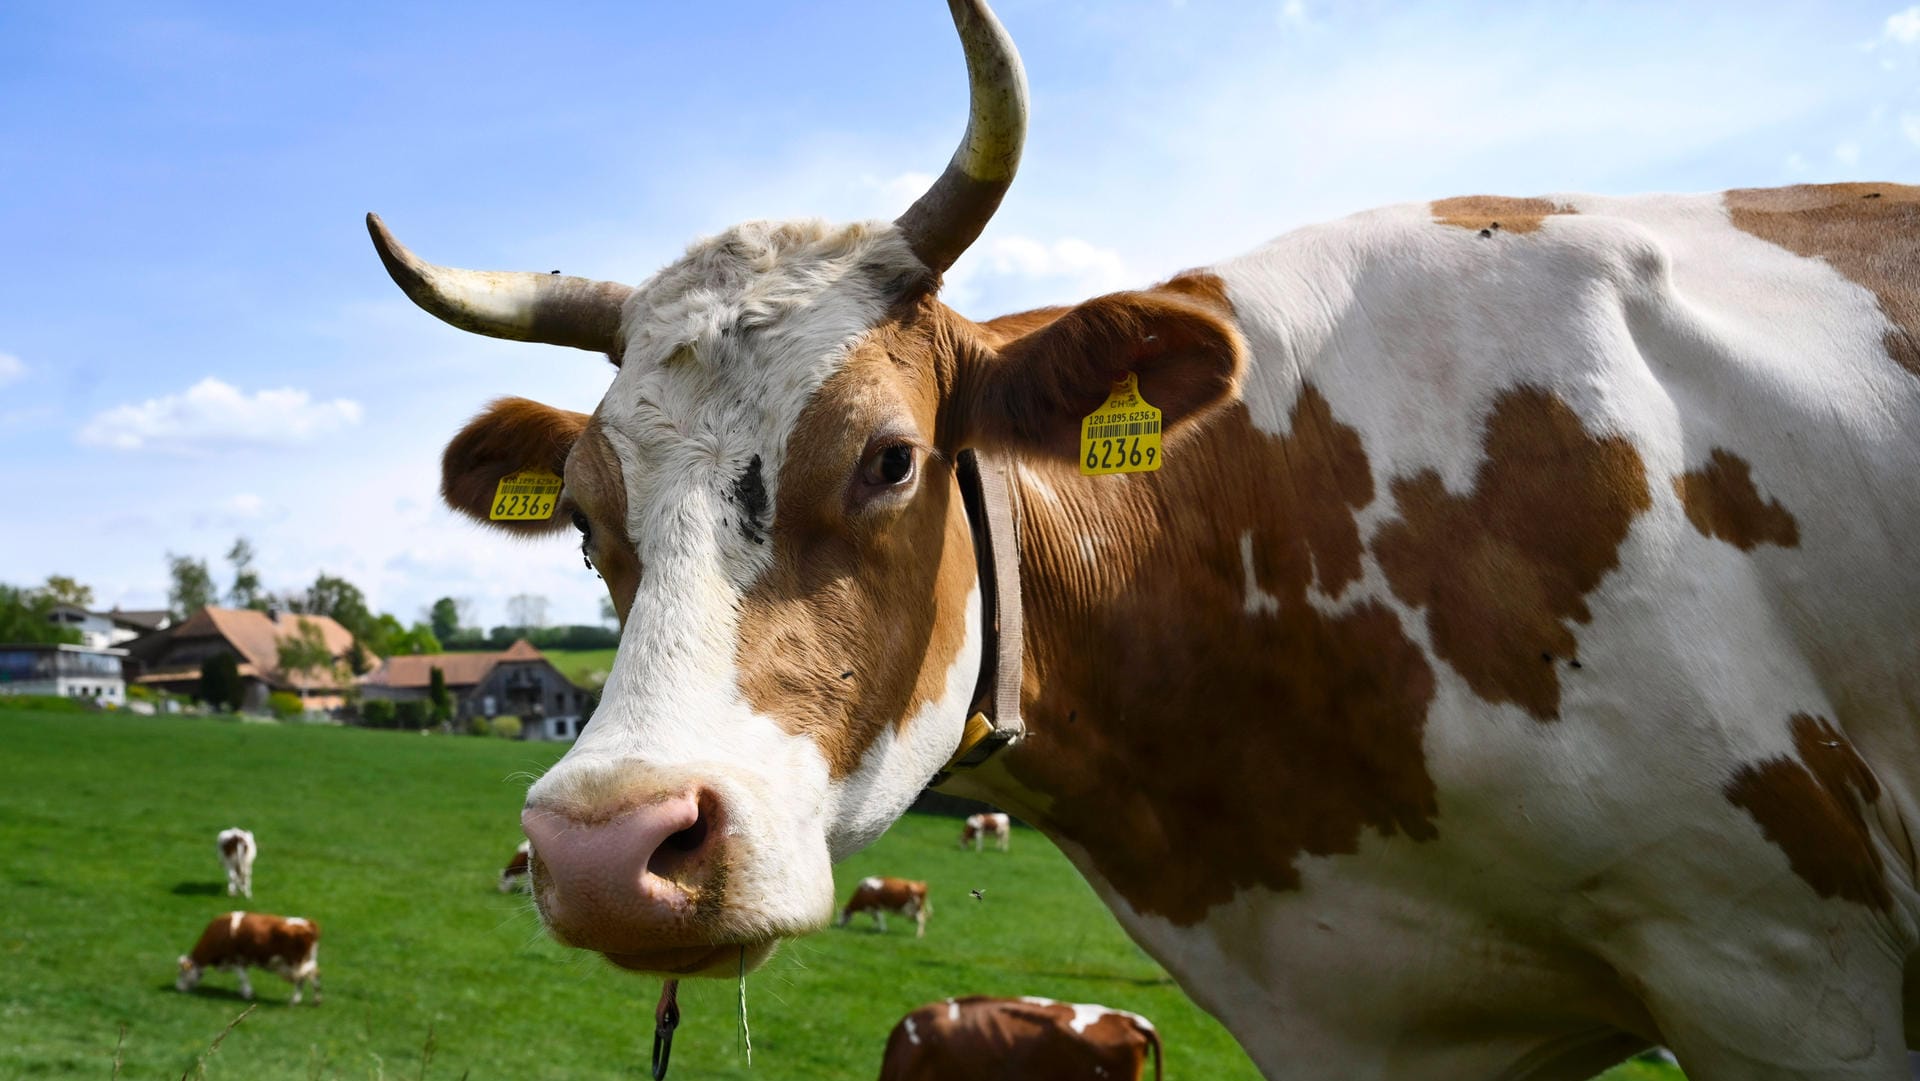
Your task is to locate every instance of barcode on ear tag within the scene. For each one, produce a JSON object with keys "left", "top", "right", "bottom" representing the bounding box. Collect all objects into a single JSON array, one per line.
[
  {"left": 490, "top": 468, "right": 563, "bottom": 521},
  {"left": 1079, "top": 373, "right": 1163, "bottom": 475}
]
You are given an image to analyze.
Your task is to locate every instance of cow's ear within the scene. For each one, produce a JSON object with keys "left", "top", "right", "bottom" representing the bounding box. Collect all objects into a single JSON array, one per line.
[
  {"left": 441, "top": 397, "right": 589, "bottom": 535},
  {"left": 962, "top": 281, "right": 1244, "bottom": 460}
]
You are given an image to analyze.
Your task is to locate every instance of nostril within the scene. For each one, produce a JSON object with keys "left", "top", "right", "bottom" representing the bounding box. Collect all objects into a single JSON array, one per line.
[
  {"left": 646, "top": 790, "right": 717, "bottom": 879},
  {"left": 664, "top": 815, "right": 708, "bottom": 855}
]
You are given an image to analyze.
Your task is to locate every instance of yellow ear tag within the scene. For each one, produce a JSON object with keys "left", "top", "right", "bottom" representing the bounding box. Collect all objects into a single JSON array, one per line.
[
  {"left": 489, "top": 468, "right": 563, "bottom": 521},
  {"left": 1079, "top": 372, "right": 1162, "bottom": 475}
]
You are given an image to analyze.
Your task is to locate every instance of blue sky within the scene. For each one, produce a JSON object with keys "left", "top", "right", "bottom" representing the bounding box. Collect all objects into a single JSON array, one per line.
[{"left": 3, "top": 1, "right": 1917, "bottom": 630}]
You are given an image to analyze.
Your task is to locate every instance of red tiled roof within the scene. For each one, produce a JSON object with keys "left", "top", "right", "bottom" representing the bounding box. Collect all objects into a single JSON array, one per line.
[
  {"left": 162, "top": 607, "right": 358, "bottom": 692},
  {"left": 361, "top": 639, "right": 557, "bottom": 691}
]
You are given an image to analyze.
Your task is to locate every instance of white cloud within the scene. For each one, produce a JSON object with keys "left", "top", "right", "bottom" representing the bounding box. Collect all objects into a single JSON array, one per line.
[
  {"left": 862, "top": 171, "right": 937, "bottom": 217},
  {"left": 1834, "top": 140, "right": 1862, "bottom": 165},
  {"left": 1884, "top": 6, "right": 1920, "bottom": 44},
  {"left": 0, "top": 353, "right": 25, "bottom": 388},
  {"left": 1903, "top": 114, "right": 1920, "bottom": 146},
  {"left": 226, "top": 492, "right": 266, "bottom": 518},
  {"left": 945, "top": 234, "right": 1134, "bottom": 311},
  {"left": 1279, "top": 0, "right": 1308, "bottom": 27},
  {"left": 77, "top": 376, "right": 363, "bottom": 453}
]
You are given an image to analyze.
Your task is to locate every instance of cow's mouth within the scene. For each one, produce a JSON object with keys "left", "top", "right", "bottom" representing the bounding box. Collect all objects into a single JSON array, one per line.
[{"left": 602, "top": 939, "right": 778, "bottom": 977}]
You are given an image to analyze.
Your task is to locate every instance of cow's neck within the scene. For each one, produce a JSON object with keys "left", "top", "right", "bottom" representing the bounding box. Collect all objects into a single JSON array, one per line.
[{"left": 953, "top": 386, "right": 1444, "bottom": 935}]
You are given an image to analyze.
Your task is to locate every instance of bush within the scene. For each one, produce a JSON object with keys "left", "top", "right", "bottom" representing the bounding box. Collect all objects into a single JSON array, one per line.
[
  {"left": 267, "top": 692, "right": 304, "bottom": 719},
  {"left": 197, "top": 653, "right": 243, "bottom": 712},
  {"left": 360, "top": 699, "right": 395, "bottom": 728},
  {"left": 488, "top": 715, "right": 522, "bottom": 740},
  {"left": 126, "top": 684, "right": 157, "bottom": 703},
  {"left": 394, "top": 700, "right": 427, "bottom": 730}
]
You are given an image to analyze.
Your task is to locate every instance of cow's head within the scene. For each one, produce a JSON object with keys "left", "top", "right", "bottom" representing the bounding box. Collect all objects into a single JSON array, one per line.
[{"left": 371, "top": 0, "right": 1241, "bottom": 977}]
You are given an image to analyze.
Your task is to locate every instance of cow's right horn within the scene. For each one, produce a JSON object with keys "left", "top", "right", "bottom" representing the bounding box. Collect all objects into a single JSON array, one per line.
[
  {"left": 894, "top": 0, "right": 1029, "bottom": 276},
  {"left": 366, "top": 213, "right": 633, "bottom": 355}
]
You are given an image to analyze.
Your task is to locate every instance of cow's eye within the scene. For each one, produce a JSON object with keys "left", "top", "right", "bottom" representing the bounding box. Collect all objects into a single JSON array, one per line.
[
  {"left": 863, "top": 444, "right": 916, "bottom": 487},
  {"left": 570, "top": 510, "right": 592, "bottom": 537}
]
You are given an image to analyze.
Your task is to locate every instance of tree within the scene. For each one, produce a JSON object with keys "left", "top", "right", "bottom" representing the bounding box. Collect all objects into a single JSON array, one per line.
[
  {"left": 226, "top": 537, "right": 266, "bottom": 611},
  {"left": 345, "top": 639, "right": 371, "bottom": 676},
  {"left": 167, "top": 553, "right": 216, "bottom": 621},
  {"left": 276, "top": 617, "right": 337, "bottom": 688},
  {"left": 428, "top": 665, "right": 452, "bottom": 726},
  {"left": 428, "top": 597, "right": 462, "bottom": 643},
  {"left": 298, "top": 572, "right": 372, "bottom": 641},
  {"left": 198, "top": 653, "right": 243, "bottom": 712},
  {"left": 599, "top": 596, "right": 618, "bottom": 627},
  {"left": 41, "top": 575, "right": 93, "bottom": 609},
  {"left": 0, "top": 584, "right": 82, "bottom": 645},
  {"left": 506, "top": 593, "right": 549, "bottom": 630}
]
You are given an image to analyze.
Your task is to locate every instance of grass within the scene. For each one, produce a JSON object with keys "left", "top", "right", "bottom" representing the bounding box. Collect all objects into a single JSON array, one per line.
[
  {"left": 538, "top": 648, "right": 617, "bottom": 689},
  {"left": 0, "top": 707, "right": 1683, "bottom": 1080}
]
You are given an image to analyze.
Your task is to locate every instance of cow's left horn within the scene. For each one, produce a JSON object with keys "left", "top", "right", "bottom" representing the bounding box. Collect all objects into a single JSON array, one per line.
[
  {"left": 366, "top": 213, "right": 633, "bottom": 355},
  {"left": 894, "top": 0, "right": 1029, "bottom": 275}
]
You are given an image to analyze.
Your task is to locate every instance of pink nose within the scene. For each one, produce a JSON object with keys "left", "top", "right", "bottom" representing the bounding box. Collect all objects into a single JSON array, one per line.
[{"left": 521, "top": 791, "right": 717, "bottom": 953}]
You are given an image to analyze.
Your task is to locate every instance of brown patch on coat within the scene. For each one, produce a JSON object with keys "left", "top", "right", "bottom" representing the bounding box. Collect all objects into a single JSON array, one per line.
[
  {"left": 1002, "top": 366, "right": 1438, "bottom": 925},
  {"left": 1725, "top": 714, "right": 1889, "bottom": 910},
  {"left": 565, "top": 421, "right": 643, "bottom": 622},
  {"left": 1725, "top": 183, "right": 1920, "bottom": 379},
  {"left": 734, "top": 318, "right": 974, "bottom": 780},
  {"left": 1673, "top": 448, "right": 1799, "bottom": 550},
  {"left": 186, "top": 912, "right": 320, "bottom": 969},
  {"left": 879, "top": 996, "right": 1161, "bottom": 1081},
  {"left": 1373, "top": 386, "right": 1651, "bottom": 721},
  {"left": 441, "top": 397, "right": 589, "bottom": 534},
  {"left": 839, "top": 876, "right": 927, "bottom": 916},
  {"left": 1431, "top": 195, "right": 1576, "bottom": 235}
]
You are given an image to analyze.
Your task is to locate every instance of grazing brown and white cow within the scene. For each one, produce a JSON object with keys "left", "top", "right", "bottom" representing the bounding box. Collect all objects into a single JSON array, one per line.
[
  {"left": 837, "top": 876, "right": 930, "bottom": 937},
  {"left": 879, "top": 996, "right": 1161, "bottom": 1081},
  {"left": 499, "top": 839, "right": 532, "bottom": 892},
  {"left": 176, "top": 911, "right": 321, "bottom": 1005},
  {"left": 368, "top": 2, "right": 1920, "bottom": 1077},
  {"left": 217, "top": 827, "right": 255, "bottom": 899},
  {"left": 958, "top": 812, "right": 1009, "bottom": 852}
]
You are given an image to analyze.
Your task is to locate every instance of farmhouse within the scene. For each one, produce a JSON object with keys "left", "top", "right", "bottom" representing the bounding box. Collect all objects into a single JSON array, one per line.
[
  {"left": 359, "top": 639, "right": 589, "bottom": 740},
  {"left": 125, "top": 606, "right": 359, "bottom": 712}
]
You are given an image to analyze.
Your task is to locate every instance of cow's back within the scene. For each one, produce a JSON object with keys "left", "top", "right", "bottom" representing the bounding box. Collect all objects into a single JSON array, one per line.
[{"left": 878, "top": 998, "right": 1151, "bottom": 1081}]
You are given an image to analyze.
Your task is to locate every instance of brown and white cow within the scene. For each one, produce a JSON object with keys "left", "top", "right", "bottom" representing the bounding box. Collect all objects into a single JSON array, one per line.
[
  {"left": 176, "top": 911, "right": 321, "bottom": 1005},
  {"left": 499, "top": 839, "right": 532, "bottom": 892},
  {"left": 217, "top": 827, "right": 255, "bottom": 899},
  {"left": 958, "top": 812, "right": 1009, "bottom": 852},
  {"left": 879, "top": 996, "right": 1161, "bottom": 1081},
  {"left": 367, "top": 2, "right": 1920, "bottom": 1077},
  {"left": 837, "top": 875, "right": 930, "bottom": 937}
]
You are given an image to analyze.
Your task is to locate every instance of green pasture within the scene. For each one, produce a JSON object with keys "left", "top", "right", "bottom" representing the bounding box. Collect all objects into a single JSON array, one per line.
[
  {"left": 541, "top": 648, "right": 617, "bottom": 689},
  {"left": 0, "top": 707, "right": 1681, "bottom": 1079}
]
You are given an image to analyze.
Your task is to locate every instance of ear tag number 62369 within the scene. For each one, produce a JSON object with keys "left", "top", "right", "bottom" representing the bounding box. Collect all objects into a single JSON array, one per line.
[
  {"left": 490, "top": 468, "right": 563, "bottom": 521},
  {"left": 1080, "top": 372, "right": 1163, "bottom": 476}
]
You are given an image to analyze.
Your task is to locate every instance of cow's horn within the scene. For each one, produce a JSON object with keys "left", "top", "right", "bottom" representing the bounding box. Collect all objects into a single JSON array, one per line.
[
  {"left": 894, "top": 0, "right": 1029, "bottom": 275},
  {"left": 366, "top": 213, "right": 633, "bottom": 355}
]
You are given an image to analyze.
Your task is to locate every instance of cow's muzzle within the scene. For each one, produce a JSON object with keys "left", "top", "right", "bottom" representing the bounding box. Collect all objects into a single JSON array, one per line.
[{"left": 523, "top": 788, "right": 728, "bottom": 959}]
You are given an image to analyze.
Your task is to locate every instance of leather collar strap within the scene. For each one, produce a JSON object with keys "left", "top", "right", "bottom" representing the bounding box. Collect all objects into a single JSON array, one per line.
[{"left": 933, "top": 449, "right": 1025, "bottom": 784}]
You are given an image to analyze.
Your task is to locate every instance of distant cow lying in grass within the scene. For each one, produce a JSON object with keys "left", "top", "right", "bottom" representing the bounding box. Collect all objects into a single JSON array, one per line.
[
  {"left": 957, "top": 813, "right": 1009, "bottom": 852},
  {"left": 176, "top": 911, "right": 322, "bottom": 1005},
  {"left": 217, "top": 827, "right": 256, "bottom": 898},
  {"left": 499, "top": 840, "right": 531, "bottom": 892},
  {"left": 836, "top": 876, "right": 929, "bottom": 937},
  {"left": 880, "top": 995, "right": 1161, "bottom": 1081}
]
